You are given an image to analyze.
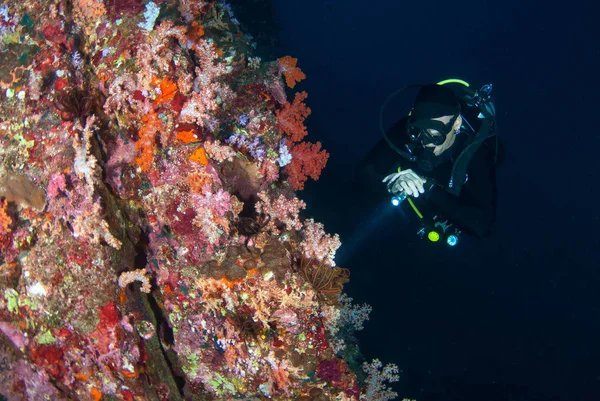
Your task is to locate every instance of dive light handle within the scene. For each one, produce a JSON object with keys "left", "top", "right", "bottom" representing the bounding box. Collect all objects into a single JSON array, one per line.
[
  {"left": 390, "top": 178, "right": 436, "bottom": 206},
  {"left": 391, "top": 191, "right": 408, "bottom": 206}
]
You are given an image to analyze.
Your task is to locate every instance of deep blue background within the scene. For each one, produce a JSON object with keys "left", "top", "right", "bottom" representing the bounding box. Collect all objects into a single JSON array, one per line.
[{"left": 239, "top": 1, "right": 600, "bottom": 399}]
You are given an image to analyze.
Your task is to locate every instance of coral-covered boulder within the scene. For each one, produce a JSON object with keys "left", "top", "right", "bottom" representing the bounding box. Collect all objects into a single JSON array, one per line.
[{"left": 0, "top": 1, "right": 399, "bottom": 400}]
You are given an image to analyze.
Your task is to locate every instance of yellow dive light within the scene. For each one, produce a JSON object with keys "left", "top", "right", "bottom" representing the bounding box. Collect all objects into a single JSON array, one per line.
[{"left": 427, "top": 231, "right": 440, "bottom": 242}]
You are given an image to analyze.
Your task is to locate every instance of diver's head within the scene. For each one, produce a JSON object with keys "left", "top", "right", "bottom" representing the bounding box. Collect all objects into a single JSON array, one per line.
[
  {"left": 421, "top": 114, "right": 462, "bottom": 156},
  {"left": 407, "top": 84, "right": 462, "bottom": 157}
]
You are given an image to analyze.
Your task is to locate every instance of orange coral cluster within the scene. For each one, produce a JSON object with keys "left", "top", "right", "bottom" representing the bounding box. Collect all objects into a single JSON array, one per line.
[
  {"left": 277, "top": 56, "right": 306, "bottom": 89},
  {"left": 176, "top": 130, "right": 200, "bottom": 144},
  {"left": 73, "top": 0, "right": 106, "bottom": 35},
  {"left": 152, "top": 77, "right": 178, "bottom": 105},
  {"left": 135, "top": 112, "right": 164, "bottom": 172},
  {"left": 187, "top": 169, "right": 213, "bottom": 193},
  {"left": 0, "top": 199, "right": 11, "bottom": 235},
  {"left": 189, "top": 21, "right": 205, "bottom": 41},
  {"left": 189, "top": 147, "right": 209, "bottom": 165}
]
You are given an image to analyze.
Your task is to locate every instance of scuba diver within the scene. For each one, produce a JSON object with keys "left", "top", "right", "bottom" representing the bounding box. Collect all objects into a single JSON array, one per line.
[{"left": 356, "top": 79, "right": 501, "bottom": 244}]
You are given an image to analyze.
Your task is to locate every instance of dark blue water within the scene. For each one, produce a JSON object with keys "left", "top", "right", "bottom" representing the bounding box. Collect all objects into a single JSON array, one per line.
[{"left": 235, "top": 1, "right": 600, "bottom": 399}]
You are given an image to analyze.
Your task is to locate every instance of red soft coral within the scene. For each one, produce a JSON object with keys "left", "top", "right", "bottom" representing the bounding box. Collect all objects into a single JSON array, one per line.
[
  {"left": 284, "top": 141, "right": 329, "bottom": 191},
  {"left": 276, "top": 91, "right": 311, "bottom": 142}
]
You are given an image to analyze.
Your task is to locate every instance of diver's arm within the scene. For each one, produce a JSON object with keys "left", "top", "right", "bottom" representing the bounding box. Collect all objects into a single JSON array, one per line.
[
  {"left": 355, "top": 140, "right": 398, "bottom": 193},
  {"left": 355, "top": 118, "right": 409, "bottom": 194},
  {"left": 424, "top": 147, "right": 497, "bottom": 238}
]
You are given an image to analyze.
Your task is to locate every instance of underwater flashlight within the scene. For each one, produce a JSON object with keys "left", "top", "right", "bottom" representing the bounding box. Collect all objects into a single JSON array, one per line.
[
  {"left": 391, "top": 192, "right": 408, "bottom": 206},
  {"left": 417, "top": 223, "right": 461, "bottom": 247},
  {"left": 446, "top": 234, "right": 458, "bottom": 246}
]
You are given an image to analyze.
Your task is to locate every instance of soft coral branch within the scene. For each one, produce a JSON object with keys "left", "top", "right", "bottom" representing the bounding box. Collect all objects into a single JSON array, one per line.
[
  {"left": 0, "top": 199, "right": 12, "bottom": 235},
  {"left": 277, "top": 56, "right": 306, "bottom": 89},
  {"left": 276, "top": 91, "right": 311, "bottom": 142},
  {"left": 284, "top": 141, "right": 329, "bottom": 191},
  {"left": 135, "top": 111, "right": 163, "bottom": 172}
]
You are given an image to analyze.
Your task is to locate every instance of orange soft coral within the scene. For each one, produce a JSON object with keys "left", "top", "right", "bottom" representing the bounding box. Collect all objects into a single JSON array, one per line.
[
  {"left": 176, "top": 130, "right": 200, "bottom": 144},
  {"left": 0, "top": 199, "right": 12, "bottom": 235},
  {"left": 135, "top": 111, "right": 164, "bottom": 172},
  {"left": 189, "top": 147, "right": 209, "bottom": 165},
  {"left": 73, "top": 0, "right": 107, "bottom": 35},
  {"left": 277, "top": 56, "right": 306, "bottom": 89},
  {"left": 151, "top": 77, "right": 178, "bottom": 105},
  {"left": 187, "top": 169, "right": 213, "bottom": 193}
]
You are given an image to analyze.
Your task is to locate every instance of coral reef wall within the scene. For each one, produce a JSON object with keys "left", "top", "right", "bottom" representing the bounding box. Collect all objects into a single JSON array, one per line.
[{"left": 0, "top": 1, "right": 399, "bottom": 400}]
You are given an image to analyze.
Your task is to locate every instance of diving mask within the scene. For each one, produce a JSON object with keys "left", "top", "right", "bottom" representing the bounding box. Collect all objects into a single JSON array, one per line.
[{"left": 406, "top": 114, "right": 459, "bottom": 147}]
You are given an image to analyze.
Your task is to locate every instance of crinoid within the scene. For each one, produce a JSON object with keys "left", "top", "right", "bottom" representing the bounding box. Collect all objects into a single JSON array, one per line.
[
  {"left": 54, "top": 86, "right": 99, "bottom": 123},
  {"left": 232, "top": 210, "right": 271, "bottom": 251},
  {"left": 298, "top": 255, "right": 350, "bottom": 305},
  {"left": 234, "top": 213, "right": 271, "bottom": 238},
  {"left": 224, "top": 305, "right": 266, "bottom": 351}
]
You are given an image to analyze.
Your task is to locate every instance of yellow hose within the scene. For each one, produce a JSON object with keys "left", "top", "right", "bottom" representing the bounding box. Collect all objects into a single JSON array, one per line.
[
  {"left": 396, "top": 166, "right": 424, "bottom": 219},
  {"left": 437, "top": 78, "right": 470, "bottom": 87}
]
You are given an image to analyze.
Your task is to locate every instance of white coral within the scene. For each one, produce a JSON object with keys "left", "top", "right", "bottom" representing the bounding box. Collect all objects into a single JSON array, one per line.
[{"left": 138, "top": 1, "right": 161, "bottom": 31}]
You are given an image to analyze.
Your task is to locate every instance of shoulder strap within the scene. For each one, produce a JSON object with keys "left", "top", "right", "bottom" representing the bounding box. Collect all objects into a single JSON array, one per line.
[{"left": 448, "top": 118, "right": 496, "bottom": 196}]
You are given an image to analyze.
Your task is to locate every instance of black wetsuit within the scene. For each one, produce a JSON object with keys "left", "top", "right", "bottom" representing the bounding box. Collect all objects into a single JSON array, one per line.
[{"left": 355, "top": 111, "right": 497, "bottom": 238}]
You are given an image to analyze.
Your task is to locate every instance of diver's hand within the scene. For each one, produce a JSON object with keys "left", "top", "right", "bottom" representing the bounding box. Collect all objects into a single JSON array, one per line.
[{"left": 382, "top": 169, "right": 427, "bottom": 198}]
